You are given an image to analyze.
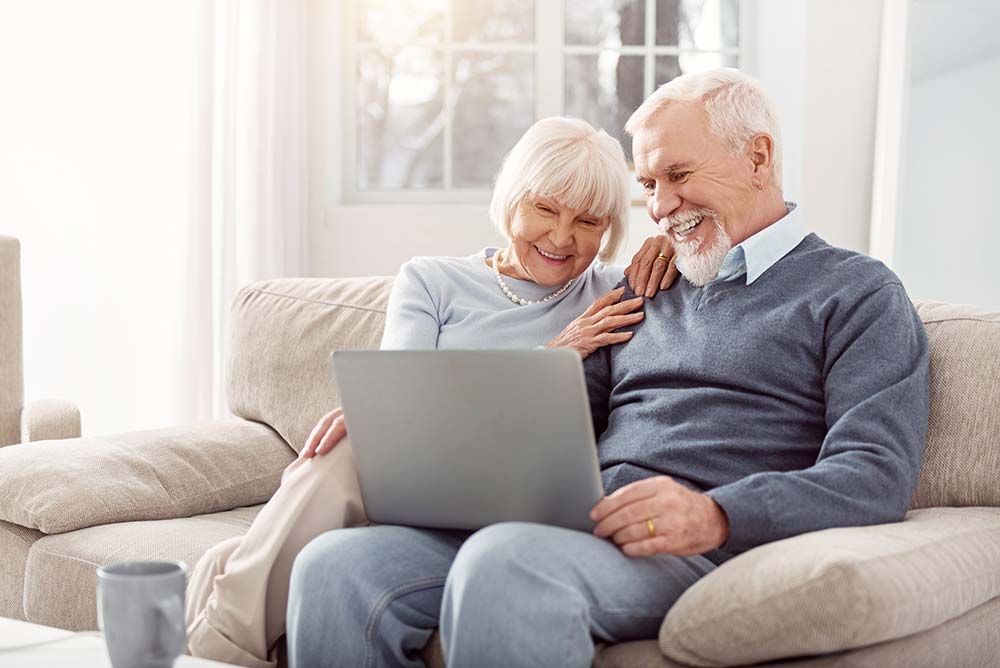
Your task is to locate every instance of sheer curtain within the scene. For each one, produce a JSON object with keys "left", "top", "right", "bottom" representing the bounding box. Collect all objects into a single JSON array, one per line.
[{"left": 177, "top": 0, "right": 309, "bottom": 423}]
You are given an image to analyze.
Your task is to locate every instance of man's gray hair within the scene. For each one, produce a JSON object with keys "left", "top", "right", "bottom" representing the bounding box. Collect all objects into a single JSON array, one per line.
[{"left": 625, "top": 68, "right": 782, "bottom": 189}]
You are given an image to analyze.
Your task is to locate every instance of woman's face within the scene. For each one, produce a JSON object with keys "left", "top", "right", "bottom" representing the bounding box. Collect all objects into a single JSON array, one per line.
[{"left": 506, "top": 195, "right": 611, "bottom": 287}]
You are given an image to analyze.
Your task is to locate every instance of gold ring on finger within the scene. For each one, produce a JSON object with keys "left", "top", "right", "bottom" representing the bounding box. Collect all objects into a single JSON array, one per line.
[
  {"left": 655, "top": 254, "right": 670, "bottom": 263},
  {"left": 646, "top": 518, "right": 656, "bottom": 538}
]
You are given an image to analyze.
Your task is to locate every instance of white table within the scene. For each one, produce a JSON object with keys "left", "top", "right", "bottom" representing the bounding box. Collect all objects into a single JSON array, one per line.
[{"left": 0, "top": 617, "right": 239, "bottom": 667}]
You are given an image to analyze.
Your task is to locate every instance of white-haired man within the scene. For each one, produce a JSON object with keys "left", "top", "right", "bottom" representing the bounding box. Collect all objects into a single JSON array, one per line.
[{"left": 287, "top": 69, "right": 930, "bottom": 668}]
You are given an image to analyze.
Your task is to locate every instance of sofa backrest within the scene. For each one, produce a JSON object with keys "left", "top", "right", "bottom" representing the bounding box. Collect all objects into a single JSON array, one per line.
[
  {"left": 909, "top": 301, "right": 1000, "bottom": 509},
  {"left": 227, "top": 277, "right": 1000, "bottom": 508},
  {"left": 227, "top": 277, "right": 393, "bottom": 454}
]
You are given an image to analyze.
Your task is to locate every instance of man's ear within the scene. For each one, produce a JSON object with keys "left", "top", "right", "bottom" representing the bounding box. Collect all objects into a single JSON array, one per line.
[{"left": 748, "top": 134, "right": 774, "bottom": 187}]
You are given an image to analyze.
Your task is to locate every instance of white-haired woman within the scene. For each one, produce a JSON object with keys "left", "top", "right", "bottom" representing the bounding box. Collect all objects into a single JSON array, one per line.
[{"left": 185, "top": 116, "right": 677, "bottom": 668}]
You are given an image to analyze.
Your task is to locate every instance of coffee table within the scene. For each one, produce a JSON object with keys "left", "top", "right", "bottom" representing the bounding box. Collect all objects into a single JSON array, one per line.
[{"left": 0, "top": 617, "right": 240, "bottom": 667}]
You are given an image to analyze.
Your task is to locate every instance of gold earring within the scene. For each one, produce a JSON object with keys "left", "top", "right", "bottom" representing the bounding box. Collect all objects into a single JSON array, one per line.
[{"left": 756, "top": 183, "right": 764, "bottom": 191}]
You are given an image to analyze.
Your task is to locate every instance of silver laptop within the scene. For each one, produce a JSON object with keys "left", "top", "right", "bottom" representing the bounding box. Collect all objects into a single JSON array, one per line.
[{"left": 331, "top": 349, "right": 605, "bottom": 532}]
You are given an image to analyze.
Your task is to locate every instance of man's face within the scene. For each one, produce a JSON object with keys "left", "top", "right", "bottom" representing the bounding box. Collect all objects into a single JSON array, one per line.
[{"left": 632, "top": 102, "right": 759, "bottom": 285}]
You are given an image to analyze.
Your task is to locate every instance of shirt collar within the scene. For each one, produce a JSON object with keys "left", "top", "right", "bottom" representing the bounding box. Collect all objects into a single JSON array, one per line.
[{"left": 713, "top": 202, "right": 806, "bottom": 286}]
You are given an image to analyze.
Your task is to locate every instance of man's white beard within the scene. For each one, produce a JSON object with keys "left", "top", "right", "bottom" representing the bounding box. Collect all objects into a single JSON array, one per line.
[{"left": 659, "top": 213, "right": 733, "bottom": 287}]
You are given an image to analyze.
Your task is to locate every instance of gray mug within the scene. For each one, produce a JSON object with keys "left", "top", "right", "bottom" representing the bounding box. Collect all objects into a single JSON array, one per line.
[{"left": 96, "top": 560, "right": 187, "bottom": 668}]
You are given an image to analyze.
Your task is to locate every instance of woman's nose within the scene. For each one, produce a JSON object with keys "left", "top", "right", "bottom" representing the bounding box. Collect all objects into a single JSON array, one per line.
[{"left": 548, "top": 222, "right": 574, "bottom": 248}]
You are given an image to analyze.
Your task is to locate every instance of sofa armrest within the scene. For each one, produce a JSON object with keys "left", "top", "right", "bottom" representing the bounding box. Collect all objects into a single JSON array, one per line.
[
  {"left": 21, "top": 398, "right": 81, "bottom": 442},
  {"left": 0, "top": 419, "right": 295, "bottom": 534}
]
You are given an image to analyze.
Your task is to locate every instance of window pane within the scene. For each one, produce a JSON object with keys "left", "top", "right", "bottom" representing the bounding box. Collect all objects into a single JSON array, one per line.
[
  {"left": 654, "top": 52, "right": 739, "bottom": 87},
  {"left": 358, "top": 48, "right": 444, "bottom": 189},
  {"left": 452, "top": 52, "right": 535, "bottom": 188},
  {"left": 453, "top": 0, "right": 534, "bottom": 42},
  {"left": 358, "top": 0, "right": 445, "bottom": 44},
  {"left": 565, "top": 0, "right": 646, "bottom": 47},
  {"left": 656, "top": 0, "right": 740, "bottom": 48},
  {"left": 564, "top": 53, "right": 645, "bottom": 162}
]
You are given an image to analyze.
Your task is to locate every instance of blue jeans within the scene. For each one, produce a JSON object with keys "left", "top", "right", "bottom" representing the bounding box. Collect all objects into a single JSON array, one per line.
[{"left": 286, "top": 522, "right": 716, "bottom": 668}]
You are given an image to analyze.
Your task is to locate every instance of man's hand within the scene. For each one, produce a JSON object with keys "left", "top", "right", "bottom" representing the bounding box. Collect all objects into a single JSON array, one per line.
[{"left": 590, "top": 476, "right": 730, "bottom": 557}]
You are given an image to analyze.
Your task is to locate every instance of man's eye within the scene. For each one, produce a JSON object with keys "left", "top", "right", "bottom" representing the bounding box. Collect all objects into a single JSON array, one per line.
[
  {"left": 669, "top": 172, "right": 690, "bottom": 182},
  {"left": 642, "top": 181, "right": 655, "bottom": 192}
]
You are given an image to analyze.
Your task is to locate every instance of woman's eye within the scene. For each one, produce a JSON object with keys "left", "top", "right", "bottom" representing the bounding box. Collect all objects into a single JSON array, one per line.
[
  {"left": 536, "top": 204, "right": 555, "bottom": 214},
  {"left": 580, "top": 219, "right": 599, "bottom": 227}
]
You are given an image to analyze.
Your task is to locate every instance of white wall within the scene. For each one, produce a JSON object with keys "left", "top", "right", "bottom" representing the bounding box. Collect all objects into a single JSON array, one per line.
[
  {"left": 895, "top": 55, "right": 1000, "bottom": 309},
  {"left": 801, "top": 1, "right": 883, "bottom": 252},
  {"left": 308, "top": 0, "right": 884, "bottom": 278},
  {"left": 0, "top": 2, "right": 198, "bottom": 436}
]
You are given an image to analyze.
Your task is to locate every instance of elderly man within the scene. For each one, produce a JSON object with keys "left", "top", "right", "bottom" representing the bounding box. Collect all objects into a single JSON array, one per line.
[{"left": 285, "top": 68, "right": 929, "bottom": 668}]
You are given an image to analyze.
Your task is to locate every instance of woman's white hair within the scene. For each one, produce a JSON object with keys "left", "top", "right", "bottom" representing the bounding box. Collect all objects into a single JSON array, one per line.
[
  {"left": 625, "top": 68, "right": 782, "bottom": 188},
  {"left": 490, "top": 116, "right": 630, "bottom": 262}
]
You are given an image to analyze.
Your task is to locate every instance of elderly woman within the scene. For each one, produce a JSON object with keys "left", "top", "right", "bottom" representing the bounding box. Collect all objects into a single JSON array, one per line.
[{"left": 185, "top": 116, "right": 677, "bottom": 668}]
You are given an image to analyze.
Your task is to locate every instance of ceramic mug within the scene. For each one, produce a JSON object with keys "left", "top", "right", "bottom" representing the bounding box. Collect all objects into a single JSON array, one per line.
[{"left": 96, "top": 560, "right": 187, "bottom": 668}]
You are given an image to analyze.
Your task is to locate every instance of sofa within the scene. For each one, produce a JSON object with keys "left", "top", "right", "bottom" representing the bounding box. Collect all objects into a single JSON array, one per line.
[
  {"left": 1, "top": 256, "right": 999, "bottom": 667},
  {"left": 0, "top": 235, "right": 82, "bottom": 447}
]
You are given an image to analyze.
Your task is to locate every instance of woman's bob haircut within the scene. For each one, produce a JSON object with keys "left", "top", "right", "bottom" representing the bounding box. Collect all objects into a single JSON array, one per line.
[{"left": 489, "top": 117, "right": 630, "bottom": 263}]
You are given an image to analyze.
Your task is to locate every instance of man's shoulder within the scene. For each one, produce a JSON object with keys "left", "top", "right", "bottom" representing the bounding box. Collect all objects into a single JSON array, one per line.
[{"left": 784, "top": 234, "right": 901, "bottom": 295}]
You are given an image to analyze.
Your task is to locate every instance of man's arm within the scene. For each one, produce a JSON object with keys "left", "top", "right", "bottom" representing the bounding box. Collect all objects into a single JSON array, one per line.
[
  {"left": 583, "top": 344, "right": 612, "bottom": 440},
  {"left": 707, "top": 282, "right": 930, "bottom": 554}
]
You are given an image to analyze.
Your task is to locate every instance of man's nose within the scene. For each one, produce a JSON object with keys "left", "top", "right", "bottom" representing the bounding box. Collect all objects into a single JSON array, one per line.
[{"left": 650, "top": 183, "right": 682, "bottom": 222}]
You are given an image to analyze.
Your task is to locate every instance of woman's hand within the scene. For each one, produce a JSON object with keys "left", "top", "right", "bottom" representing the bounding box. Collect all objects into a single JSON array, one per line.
[
  {"left": 625, "top": 234, "right": 679, "bottom": 298},
  {"left": 300, "top": 407, "right": 347, "bottom": 458},
  {"left": 545, "top": 287, "right": 644, "bottom": 359}
]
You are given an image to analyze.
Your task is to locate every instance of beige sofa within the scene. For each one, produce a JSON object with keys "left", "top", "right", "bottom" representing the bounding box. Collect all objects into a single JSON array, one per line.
[
  {"left": 0, "top": 235, "right": 82, "bottom": 447},
  {"left": 2, "top": 240, "right": 999, "bottom": 666}
]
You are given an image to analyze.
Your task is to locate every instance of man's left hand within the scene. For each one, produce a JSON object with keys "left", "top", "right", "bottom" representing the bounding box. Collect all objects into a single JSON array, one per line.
[{"left": 590, "top": 476, "right": 730, "bottom": 557}]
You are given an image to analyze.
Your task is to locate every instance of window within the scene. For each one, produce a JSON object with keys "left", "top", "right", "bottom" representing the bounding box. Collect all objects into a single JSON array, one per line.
[{"left": 342, "top": 0, "right": 744, "bottom": 203}]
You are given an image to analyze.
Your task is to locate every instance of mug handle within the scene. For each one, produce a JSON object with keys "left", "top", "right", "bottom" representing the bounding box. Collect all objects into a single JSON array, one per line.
[{"left": 149, "top": 594, "right": 185, "bottom": 662}]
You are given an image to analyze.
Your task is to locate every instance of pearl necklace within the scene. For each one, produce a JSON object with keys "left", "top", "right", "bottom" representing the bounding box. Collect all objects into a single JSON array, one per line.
[{"left": 491, "top": 248, "right": 575, "bottom": 306}]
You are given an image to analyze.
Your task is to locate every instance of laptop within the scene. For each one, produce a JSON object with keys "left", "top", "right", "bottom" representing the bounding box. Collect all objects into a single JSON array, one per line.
[{"left": 331, "top": 349, "right": 605, "bottom": 532}]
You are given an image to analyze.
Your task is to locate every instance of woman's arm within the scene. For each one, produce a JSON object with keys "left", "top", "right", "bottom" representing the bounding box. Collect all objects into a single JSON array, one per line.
[{"left": 380, "top": 258, "right": 441, "bottom": 350}]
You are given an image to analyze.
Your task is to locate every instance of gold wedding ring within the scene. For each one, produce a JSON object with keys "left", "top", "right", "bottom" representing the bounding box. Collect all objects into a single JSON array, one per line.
[
  {"left": 655, "top": 254, "right": 670, "bottom": 263},
  {"left": 646, "top": 518, "right": 656, "bottom": 538}
]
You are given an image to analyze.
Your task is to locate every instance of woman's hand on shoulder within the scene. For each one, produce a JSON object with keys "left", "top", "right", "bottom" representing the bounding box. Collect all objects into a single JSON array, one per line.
[
  {"left": 301, "top": 407, "right": 347, "bottom": 458},
  {"left": 625, "top": 234, "right": 679, "bottom": 298},
  {"left": 545, "top": 286, "right": 644, "bottom": 359}
]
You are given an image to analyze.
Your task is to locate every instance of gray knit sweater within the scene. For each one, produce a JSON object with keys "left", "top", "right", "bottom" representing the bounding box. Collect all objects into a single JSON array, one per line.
[{"left": 584, "top": 233, "right": 930, "bottom": 560}]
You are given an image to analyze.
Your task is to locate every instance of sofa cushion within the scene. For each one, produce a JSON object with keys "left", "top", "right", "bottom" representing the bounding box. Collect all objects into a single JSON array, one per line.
[
  {"left": 23, "top": 505, "right": 261, "bottom": 631},
  {"left": 910, "top": 301, "right": 1000, "bottom": 509},
  {"left": 0, "top": 520, "right": 44, "bottom": 619},
  {"left": 659, "top": 507, "right": 1000, "bottom": 667},
  {"left": 0, "top": 420, "right": 293, "bottom": 534},
  {"left": 227, "top": 277, "right": 393, "bottom": 454}
]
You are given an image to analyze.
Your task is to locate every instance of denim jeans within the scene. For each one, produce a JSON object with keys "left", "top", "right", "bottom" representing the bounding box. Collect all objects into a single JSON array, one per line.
[{"left": 286, "top": 522, "right": 716, "bottom": 668}]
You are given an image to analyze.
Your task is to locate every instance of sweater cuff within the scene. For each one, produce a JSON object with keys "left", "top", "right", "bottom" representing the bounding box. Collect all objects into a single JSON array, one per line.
[{"left": 706, "top": 481, "right": 771, "bottom": 555}]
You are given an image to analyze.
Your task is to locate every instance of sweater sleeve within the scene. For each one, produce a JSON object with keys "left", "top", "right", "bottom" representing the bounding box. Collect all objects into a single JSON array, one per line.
[
  {"left": 582, "top": 276, "right": 631, "bottom": 439},
  {"left": 707, "top": 282, "right": 930, "bottom": 554},
  {"left": 379, "top": 259, "right": 441, "bottom": 350}
]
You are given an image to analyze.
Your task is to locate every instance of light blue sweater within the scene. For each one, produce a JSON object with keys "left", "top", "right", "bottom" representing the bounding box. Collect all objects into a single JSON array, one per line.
[{"left": 380, "top": 248, "right": 623, "bottom": 350}]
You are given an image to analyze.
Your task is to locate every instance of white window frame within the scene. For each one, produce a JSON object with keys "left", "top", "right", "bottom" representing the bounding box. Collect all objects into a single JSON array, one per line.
[{"left": 339, "top": 1, "right": 755, "bottom": 205}]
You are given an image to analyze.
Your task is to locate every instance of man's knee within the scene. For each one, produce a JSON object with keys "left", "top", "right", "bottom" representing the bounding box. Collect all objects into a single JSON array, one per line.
[{"left": 447, "top": 522, "right": 557, "bottom": 596}]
